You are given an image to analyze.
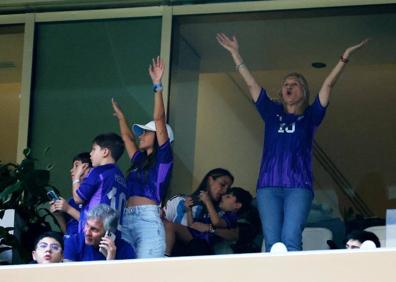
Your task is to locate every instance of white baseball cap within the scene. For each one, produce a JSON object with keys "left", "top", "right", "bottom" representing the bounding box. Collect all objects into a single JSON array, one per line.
[{"left": 132, "top": 121, "right": 174, "bottom": 143}]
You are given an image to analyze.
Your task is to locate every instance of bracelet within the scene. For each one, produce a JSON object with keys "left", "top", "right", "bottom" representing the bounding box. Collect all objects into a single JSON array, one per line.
[
  {"left": 152, "top": 82, "right": 163, "bottom": 92},
  {"left": 235, "top": 62, "right": 245, "bottom": 71},
  {"left": 340, "top": 56, "right": 349, "bottom": 63},
  {"left": 208, "top": 224, "right": 215, "bottom": 233},
  {"left": 72, "top": 179, "right": 80, "bottom": 184}
]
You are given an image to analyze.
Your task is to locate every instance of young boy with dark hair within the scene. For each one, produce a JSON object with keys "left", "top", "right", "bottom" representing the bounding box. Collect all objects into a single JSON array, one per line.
[
  {"left": 72, "top": 133, "right": 127, "bottom": 232},
  {"left": 50, "top": 152, "right": 92, "bottom": 235},
  {"left": 165, "top": 187, "right": 252, "bottom": 256},
  {"left": 32, "top": 231, "right": 64, "bottom": 264},
  {"left": 345, "top": 230, "right": 381, "bottom": 249}
]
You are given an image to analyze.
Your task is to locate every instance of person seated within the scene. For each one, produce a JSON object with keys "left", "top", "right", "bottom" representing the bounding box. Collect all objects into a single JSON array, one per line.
[
  {"left": 345, "top": 230, "right": 381, "bottom": 249},
  {"left": 64, "top": 204, "right": 135, "bottom": 261},
  {"left": 32, "top": 231, "right": 64, "bottom": 264},
  {"left": 165, "top": 187, "right": 252, "bottom": 256},
  {"left": 164, "top": 168, "right": 240, "bottom": 255}
]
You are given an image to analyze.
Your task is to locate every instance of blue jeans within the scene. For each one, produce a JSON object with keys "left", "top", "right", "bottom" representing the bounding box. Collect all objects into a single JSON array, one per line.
[
  {"left": 121, "top": 205, "right": 165, "bottom": 258},
  {"left": 256, "top": 188, "right": 313, "bottom": 252}
]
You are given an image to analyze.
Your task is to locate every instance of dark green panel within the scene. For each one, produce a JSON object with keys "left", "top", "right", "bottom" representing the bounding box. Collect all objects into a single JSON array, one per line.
[{"left": 30, "top": 17, "right": 161, "bottom": 196}]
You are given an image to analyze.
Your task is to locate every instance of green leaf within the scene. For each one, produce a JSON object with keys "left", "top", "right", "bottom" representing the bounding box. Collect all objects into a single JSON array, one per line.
[{"left": 0, "top": 181, "right": 23, "bottom": 204}]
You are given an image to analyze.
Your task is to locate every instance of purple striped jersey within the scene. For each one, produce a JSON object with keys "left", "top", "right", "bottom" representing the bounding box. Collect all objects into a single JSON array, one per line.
[
  {"left": 255, "top": 88, "right": 327, "bottom": 190},
  {"left": 77, "top": 163, "right": 127, "bottom": 231},
  {"left": 127, "top": 139, "right": 173, "bottom": 204}
]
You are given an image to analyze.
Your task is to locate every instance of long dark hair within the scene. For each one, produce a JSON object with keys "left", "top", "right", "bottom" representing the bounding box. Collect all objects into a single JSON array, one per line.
[
  {"left": 129, "top": 134, "right": 159, "bottom": 177},
  {"left": 191, "top": 168, "right": 234, "bottom": 201}
]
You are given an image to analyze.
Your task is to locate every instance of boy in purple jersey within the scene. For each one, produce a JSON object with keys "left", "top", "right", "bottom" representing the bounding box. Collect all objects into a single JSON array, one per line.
[
  {"left": 217, "top": 33, "right": 368, "bottom": 251},
  {"left": 64, "top": 204, "right": 135, "bottom": 261},
  {"left": 165, "top": 187, "right": 252, "bottom": 256},
  {"left": 72, "top": 133, "right": 128, "bottom": 232},
  {"left": 112, "top": 57, "right": 174, "bottom": 258},
  {"left": 50, "top": 152, "right": 91, "bottom": 235}
]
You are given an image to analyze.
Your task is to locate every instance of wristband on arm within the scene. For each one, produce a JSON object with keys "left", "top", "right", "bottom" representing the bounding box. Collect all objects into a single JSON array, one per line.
[
  {"left": 153, "top": 83, "right": 163, "bottom": 92},
  {"left": 340, "top": 56, "right": 349, "bottom": 63}
]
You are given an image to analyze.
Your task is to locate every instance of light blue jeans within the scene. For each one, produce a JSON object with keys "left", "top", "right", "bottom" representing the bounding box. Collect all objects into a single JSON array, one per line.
[
  {"left": 256, "top": 188, "right": 313, "bottom": 252},
  {"left": 121, "top": 205, "right": 165, "bottom": 258}
]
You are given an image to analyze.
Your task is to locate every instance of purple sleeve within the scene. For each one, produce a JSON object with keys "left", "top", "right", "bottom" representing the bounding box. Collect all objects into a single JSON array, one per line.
[
  {"left": 310, "top": 95, "right": 327, "bottom": 126},
  {"left": 130, "top": 150, "right": 144, "bottom": 166},
  {"left": 222, "top": 212, "right": 238, "bottom": 229},
  {"left": 254, "top": 87, "right": 278, "bottom": 121},
  {"left": 76, "top": 168, "right": 100, "bottom": 202},
  {"left": 64, "top": 234, "right": 79, "bottom": 261},
  {"left": 157, "top": 139, "right": 173, "bottom": 164}
]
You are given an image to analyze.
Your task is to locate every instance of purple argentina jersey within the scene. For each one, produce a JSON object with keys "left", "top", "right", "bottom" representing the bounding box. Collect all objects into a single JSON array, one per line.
[
  {"left": 255, "top": 88, "right": 327, "bottom": 190},
  {"left": 189, "top": 209, "right": 237, "bottom": 245},
  {"left": 64, "top": 198, "right": 82, "bottom": 235},
  {"left": 127, "top": 139, "right": 173, "bottom": 204},
  {"left": 77, "top": 164, "right": 127, "bottom": 230},
  {"left": 64, "top": 231, "right": 135, "bottom": 261}
]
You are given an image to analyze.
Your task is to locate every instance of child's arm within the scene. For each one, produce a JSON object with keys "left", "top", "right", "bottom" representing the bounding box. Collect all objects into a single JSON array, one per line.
[
  {"left": 149, "top": 57, "right": 169, "bottom": 147},
  {"left": 50, "top": 203, "right": 67, "bottom": 233},
  {"left": 199, "top": 191, "right": 227, "bottom": 228},
  {"left": 71, "top": 163, "right": 89, "bottom": 204},
  {"left": 112, "top": 98, "right": 138, "bottom": 159},
  {"left": 51, "top": 197, "right": 80, "bottom": 222}
]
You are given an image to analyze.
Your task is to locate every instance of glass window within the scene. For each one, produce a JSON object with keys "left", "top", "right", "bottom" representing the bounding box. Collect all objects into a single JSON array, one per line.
[
  {"left": 169, "top": 6, "right": 396, "bottom": 248},
  {"left": 29, "top": 17, "right": 162, "bottom": 194}
]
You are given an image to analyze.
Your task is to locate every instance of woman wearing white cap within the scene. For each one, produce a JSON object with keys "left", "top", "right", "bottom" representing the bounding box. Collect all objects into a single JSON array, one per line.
[{"left": 112, "top": 57, "right": 174, "bottom": 258}]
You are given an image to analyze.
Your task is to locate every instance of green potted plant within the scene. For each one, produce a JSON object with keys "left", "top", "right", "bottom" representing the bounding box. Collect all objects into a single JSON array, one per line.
[{"left": 0, "top": 148, "right": 60, "bottom": 264}]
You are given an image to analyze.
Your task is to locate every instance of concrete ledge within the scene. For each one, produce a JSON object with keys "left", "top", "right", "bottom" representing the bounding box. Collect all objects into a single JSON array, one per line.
[{"left": 1, "top": 248, "right": 395, "bottom": 282}]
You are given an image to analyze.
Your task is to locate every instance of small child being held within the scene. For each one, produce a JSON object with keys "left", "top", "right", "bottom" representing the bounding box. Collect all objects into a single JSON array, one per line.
[{"left": 165, "top": 187, "right": 252, "bottom": 256}]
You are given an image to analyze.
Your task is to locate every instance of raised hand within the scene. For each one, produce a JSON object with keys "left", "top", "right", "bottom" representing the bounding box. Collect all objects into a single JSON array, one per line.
[
  {"left": 149, "top": 56, "right": 164, "bottom": 84},
  {"left": 74, "top": 163, "right": 89, "bottom": 181},
  {"left": 216, "top": 33, "right": 239, "bottom": 54},
  {"left": 111, "top": 98, "right": 126, "bottom": 121},
  {"left": 343, "top": 38, "right": 369, "bottom": 59},
  {"left": 319, "top": 38, "right": 369, "bottom": 107}
]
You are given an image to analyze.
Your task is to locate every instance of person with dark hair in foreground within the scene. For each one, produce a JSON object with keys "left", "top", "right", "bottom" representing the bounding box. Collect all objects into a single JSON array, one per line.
[
  {"left": 345, "top": 230, "right": 381, "bottom": 249},
  {"left": 32, "top": 231, "right": 64, "bottom": 264}
]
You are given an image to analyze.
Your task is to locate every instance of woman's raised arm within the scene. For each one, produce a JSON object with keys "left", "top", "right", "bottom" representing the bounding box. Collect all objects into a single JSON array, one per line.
[
  {"left": 319, "top": 39, "right": 369, "bottom": 107},
  {"left": 216, "top": 33, "right": 261, "bottom": 102},
  {"left": 112, "top": 98, "right": 138, "bottom": 159},
  {"left": 149, "top": 56, "right": 169, "bottom": 146}
]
